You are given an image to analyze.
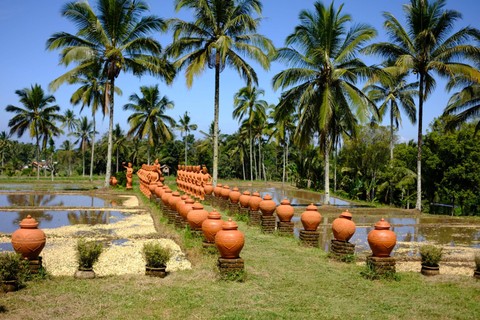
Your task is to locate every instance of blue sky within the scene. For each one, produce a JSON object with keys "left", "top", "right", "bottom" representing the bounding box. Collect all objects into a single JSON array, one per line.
[{"left": 1, "top": 0, "right": 479, "bottom": 146}]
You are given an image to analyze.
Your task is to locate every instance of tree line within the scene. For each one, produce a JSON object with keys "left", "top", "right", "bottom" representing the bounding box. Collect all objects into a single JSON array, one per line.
[{"left": 2, "top": 0, "right": 480, "bottom": 214}]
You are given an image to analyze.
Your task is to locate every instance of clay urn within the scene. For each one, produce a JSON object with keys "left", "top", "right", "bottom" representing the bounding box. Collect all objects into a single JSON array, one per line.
[
  {"left": 179, "top": 198, "right": 195, "bottom": 220},
  {"left": 161, "top": 188, "right": 172, "bottom": 206},
  {"left": 154, "top": 182, "right": 164, "bottom": 198},
  {"left": 168, "top": 191, "right": 181, "bottom": 211},
  {"left": 221, "top": 185, "right": 231, "bottom": 200},
  {"left": 276, "top": 198, "right": 294, "bottom": 222},
  {"left": 176, "top": 195, "right": 189, "bottom": 213},
  {"left": 187, "top": 202, "right": 209, "bottom": 230},
  {"left": 332, "top": 210, "right": 356, "bottom": 242},
  {"left": 11, "top": 215, "right": 46, "bottom": 260},
  {"left": 213, "top": 183, "right": 223, "bottom": 198},
  {"left": 204, "top": 182, "right": 214, "bottom": 195},
  {"left": 202, "top": 210, "right": 224, "bottom": 243},
  {"left": 259, "top": 194, "right": 276, "bottom": 216},
  {"left": 239, "top": 191, "right": 251, "bottom": 208},
  {"left": 109, "top": 176, "right": 118, "bottom": 186},
  {"left": 300, "top": 203, "right": 322, "bottom": 231},
  {"left": 248, "top": 192, "right": 262, "bottom": 211},
  {"left": 367, "top": 218, "right": 397, "bottom": 257},
  {"left": 229, "top": 187, "right": 241, "bottom": 204},
  {"left": 215, "top": 218, "right": 245, "bottom": 259}
]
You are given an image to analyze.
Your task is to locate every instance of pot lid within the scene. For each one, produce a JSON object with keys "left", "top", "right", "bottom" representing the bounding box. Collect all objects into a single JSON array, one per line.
[
  {"left": 263, "top": 194, "right": 272, "bottom": 200},
  {"left": 208, "top": 210, "right": 222, "bottom": 219},
  {"left": 222, "top": 218, "right": 238, "bottom": 230},
  {"left": 306, "top": 203, "right": 318, "bottom": 211},
  {"left": 232, "top": 187, "right": 239, "bottom": 191},
  {"left": 242, "top": 190, "right": 251, "bottom": 195},
  {"left": 374, "top": 218, "right": 391, "bottom": 230},
  {"left": 252, "top": 192, "right": 260, "bottom": 197},
  {"left": 340, "top": 210, "right": 352, "bottom": 219},
  {"left": 280, "top": 198, "right": 291, "bottom": 205},
  {"left": 19, "top": 215, "right": 39, "bottom": 229},
  {"left": 192, "top": 202, "right": 204, "bottom": 210}
]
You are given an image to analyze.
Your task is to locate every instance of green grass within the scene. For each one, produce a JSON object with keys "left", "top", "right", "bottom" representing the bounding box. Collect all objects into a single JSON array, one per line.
[{"left": 1, "top": 179, "right": 480, "bottom": 319}]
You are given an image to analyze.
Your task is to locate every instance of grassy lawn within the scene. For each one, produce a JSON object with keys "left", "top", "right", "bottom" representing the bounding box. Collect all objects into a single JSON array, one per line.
[{"left": 1, "top": 178, "right": 479, "bottom": 319}]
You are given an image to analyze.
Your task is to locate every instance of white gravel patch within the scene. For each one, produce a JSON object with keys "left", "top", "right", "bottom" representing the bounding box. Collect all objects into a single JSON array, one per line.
[{"left": 0, "top": 210, "right": 191, "bottom": 276}]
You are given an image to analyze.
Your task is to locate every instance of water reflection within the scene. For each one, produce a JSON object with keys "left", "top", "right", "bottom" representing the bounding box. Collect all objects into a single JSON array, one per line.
[
  {"left": 0, "top": 210, "right": 128, "bottom": 233},
  {"left": 0, "top": 194, "right": 114, "bottom": 208}
]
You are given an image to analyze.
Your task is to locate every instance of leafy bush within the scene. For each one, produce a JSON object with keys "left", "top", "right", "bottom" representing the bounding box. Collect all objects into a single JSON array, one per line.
[
  {"left": 0, "top": 252, "right": 28, "bottom": 282},
  {"left": 420, "top": 244, "right": 443, "bottom": 267},
  {"left": 142, "top": 242, "right": 172, "bottom": 268},
  {"left": 76, "top": 239, "right": 103, "bottom": 270}
]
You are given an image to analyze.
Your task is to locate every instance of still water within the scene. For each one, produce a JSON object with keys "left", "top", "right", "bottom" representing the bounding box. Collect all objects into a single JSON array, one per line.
[{"left": 0, "top": 193, "right": 116, "bottom": 207}]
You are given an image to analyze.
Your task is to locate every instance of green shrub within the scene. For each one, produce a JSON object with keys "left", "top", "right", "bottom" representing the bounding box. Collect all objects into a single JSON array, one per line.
[
  {"left": 142, "top": 242, "right": 172, "bottom": 268},
  {"left": 420, "top": 244, "right": 443, "bottom": 267},
  {"left": 0, "top": 252, "right": 29, "bottom": 282},
  {"left": 76, "top": 239, "right": 103, "bottom": 270}
]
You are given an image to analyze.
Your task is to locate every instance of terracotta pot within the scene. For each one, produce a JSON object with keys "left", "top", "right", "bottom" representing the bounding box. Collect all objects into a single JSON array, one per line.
[
  {"left": 221, "top": 185, "right": 231, "bottom": 200},
  {"left": 161, "top": 188, "right": 172, "bottom": 205},
  {"left": 168, "top": 191, "right": 181, "bottom": 211},
  {"left": 109, "top": 176, "right": 118, "bottom": 186},
  {"left": 176, "top": 195, "right": 189, "bottom": 213},
  {"left": 229, "top": 187, "right": 241, "bottom": 204},
  {"left": 331, "top": 210, "right": 356, "bottom": 242},
  {"left": 145, "top": 266, "right": 168, "bottom": 278},
  {"left": 259, "top": 194, "right": 276, "bottom": 216},
  {"left": 204, "top": 182, "right": 214, "bottom": 195},
  {"left": 11, "top": 215, "right": 46, "bottom": 260},
  {"left": 213, "top": 183, "right": 223, "bottom": 198},
  {"left": 300, "top": 204, "right": 322, "bottom": 231},
  {"left": 239, "top": 191, "right": 251, "bottom": 208},
  {"left": 248, "top": 192, "right": 262, "bottom": 211},
  {"left": 276, "top": 198, "right": 294, "bottom": 222},
  {"left": 179, "top": 198, "right": 195, "bottom": 219},
  {"left": 202, "top": 210, "right": 224, "bottom": 243},
  {"left": 421, "top": 265, "right": 440, "bottom": 276},
  {"left": 367, "top": 218, "right": 396, "bottom": 257},
  {"left": 215, "top": 218, "right": 245, "bottom": 259},
  {"left": 154, "top": 182, "right": 164, "bottom": 198},
  {"left": 187, "top": 202, "right": 209, "bottom": 230}
]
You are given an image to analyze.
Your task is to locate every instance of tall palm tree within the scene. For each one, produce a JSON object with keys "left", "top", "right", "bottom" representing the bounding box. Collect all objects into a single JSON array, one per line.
[
  {"left": 363, "top": 0, "right": 480, "bottom": 211},
  {"left": 0, "top": 131, "right": 12, "bottom": 169},
  {"left": 59, "top": 140, "right": 75, "bottom": 176},
  {"left": 272, "top": 2, "right": 377, "bottom": 204},
  {"left": 112, "top": 123, "right": 128, "bottom": 173},
  {"left": 364, "top": 66, "right": 418, "bottom": 161},
  {"left": 443, "top": 77, "right": 480, "bottom": 133},
  {"left": 71, "top": 116, "right": 94, "bottom": 177},
  {"left": 6, "top": 84, "right": 62, "bottom": 179},
  {"left": 62, "top": 109, "right": 78, "bottom": 134},
  {"left": 123, "top": 85, "right": 176, "bottom": 164},
  {"left": 47, "top": 0, "right": 175, "bottom": 187},
  {"left": 176, "top": 111, "right": 198, "bottom": 165},
  {"left": 233, "top": 86, "right": 268, "bottom": 181},
  {"left": 270, "top": 107, "right": 297, "bottom": 185},
  {"left": 168, "top": 0, "right": 275, "bottom": 185}
]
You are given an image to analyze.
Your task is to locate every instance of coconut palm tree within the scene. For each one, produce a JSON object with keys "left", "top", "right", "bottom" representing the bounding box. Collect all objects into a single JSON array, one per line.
[
  {"left": 364, "top": 66, "right": 418, "bottom": 161},
  {"left": 363, "top": 0, "right": 480, "bottom": 211},
  {"left": 272, "top": 2, "right": 377, "bottom": 204},
  {"left": 168, "top": 0, "right": 275, "bottom": 184},
  {"left": 233, "top": 86, "right": 268, "bottom": 181},
  {"left": 47, "top": 0, "right": 175, "bottom": 187},
  {"left": 443, "top": 77, "right": 480, "bottom": 133},
  {"left": 6, "top": 84, "right": 63, "bottom": 179},
  {"left": 112, "top": 124, "right": 128, "bottom": 173},
  {"left": 71, "top": 116, "right": 95, "bottom": 177},
  {"left": 176, "top": 111, "right": 198, "bottom": 166},
  {"left": 0, "top": 131, "right": 12, "bottom": 170},
  {"left": 59, "top": 140, "right": 75, "bottom": 176},
  {"left": 62, "top": 109, "right": 78, "bottom": 134},
  {"left": 123, "top": 85, "right": 176, "bottom": 164}
]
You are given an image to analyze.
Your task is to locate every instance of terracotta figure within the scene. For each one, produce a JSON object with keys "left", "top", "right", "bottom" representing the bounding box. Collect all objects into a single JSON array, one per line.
[{"left": 123, "top": 162, "right": 134, "bottom": 190}]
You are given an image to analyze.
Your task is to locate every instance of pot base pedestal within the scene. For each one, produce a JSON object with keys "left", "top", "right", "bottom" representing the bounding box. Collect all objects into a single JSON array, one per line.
[
  {"left": 261, "top": 215, "right": 276, "bottom": 234},
  {"left": 248, "top": 210, "right": 261, "bottom": 226},
  {"left": 299, "top": 230, "right": 320, "bottom": 247},
  {"left": 421, "top": 265, "right": 440, "bottom": 276},
  {"left": 1, "top": 280, "right": 17, "bottom": 293},
  {"left": 145, "top": 266, "right": 168, "bottom": 278},
  {"left": 217, "top": 257, "right": 244, "bottom": 275},
  {"left": 74, "top": 269, "right": 96, "bottom": 279},
  {"left": 175, "top": 214, "right": 186, "bottom": 229},
  {"left": 276, "top": 221, "right": 294, "bottom": 236},
  {"left": 228, "top": 202, "right": 239, "bottom": 216},
  {"left": 239, "top": 207, "right": 249, "bottom": 217},
  {"left": 330, "top": 240, "right": 355, "bottom": 258},
  {"left": 366, "top": 256, "right": 396, "bottom": 275}
]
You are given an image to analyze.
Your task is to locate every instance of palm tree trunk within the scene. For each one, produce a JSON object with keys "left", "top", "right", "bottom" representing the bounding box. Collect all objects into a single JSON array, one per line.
[
  {"left": 116, "top": 148, "right": 119, "bottom": 174},
  {"left": 242, "top": 157, "right": 246, "bottom": 180},
  {"left": 89, "top": 115, "right": 96, "bottom": 182},
  {"left": 184, "top": 134, "right": 188, "bottom": 165},
  {"left": 104, "top": 79, "right": 114, "bottom": 187},
  {"left": 258, "top": 138, "right": 262, "bottom": 180},
  {"left": 249, "top": 128, "right": 253, "bottom": 181},
  {"left": 212, "top": 54, "right": 220, "bottom": 186},
  {"left": 282, "top": 141, "right": 286, "bottom": 185},
  {"left": 253, "top": 140, "right": 258, "bottom": 180},
  {"left": 82, "top": 144, "right": 86, "bottom": 177},
  {"left": 416, "top": 74, "right": 424, "bottom": 211},
  {"left": 390, "top": 101, "right": 394, "bottom": 162},
  {"left": 35, "top": 135, "right": 40, "bottom": 180},
  {"left": 323, "top": 139, "right": 330, "bottom": 205}
]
